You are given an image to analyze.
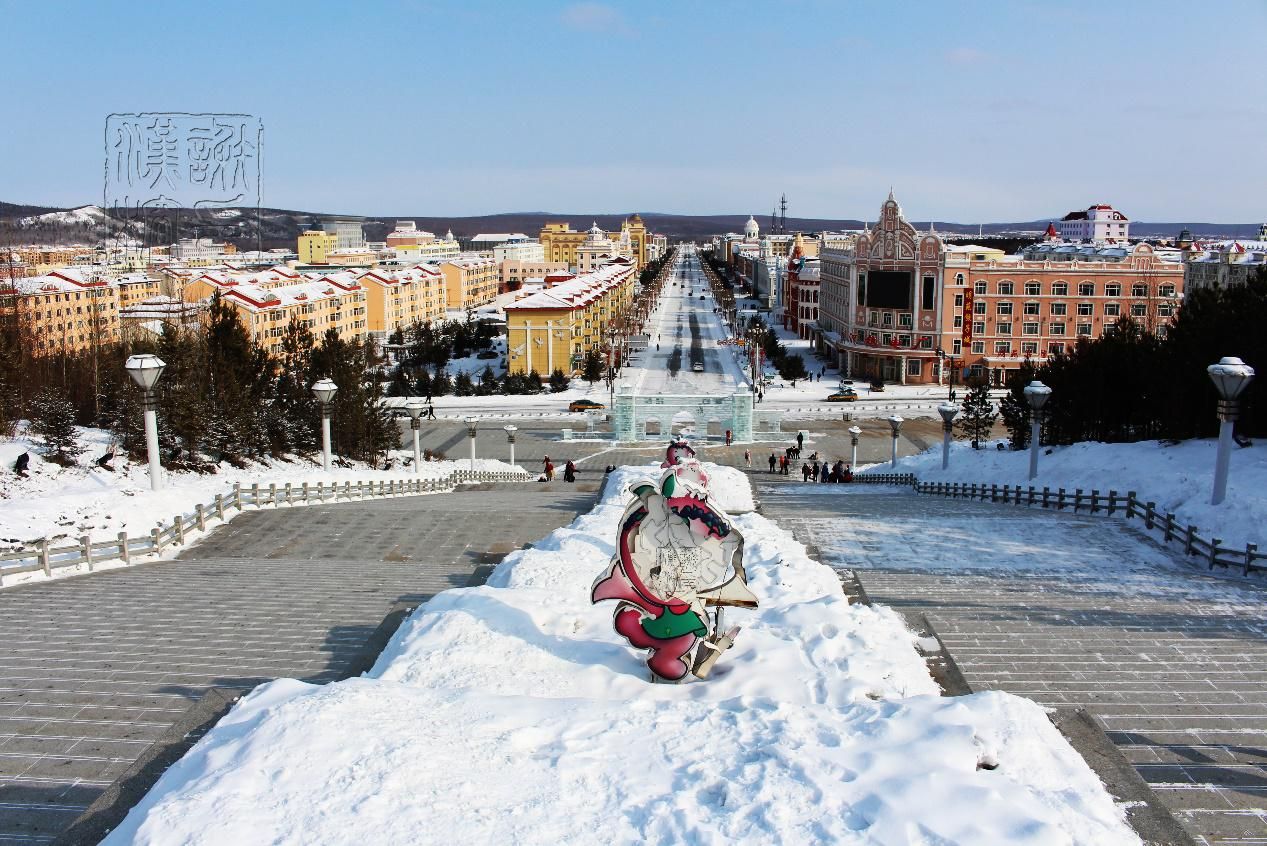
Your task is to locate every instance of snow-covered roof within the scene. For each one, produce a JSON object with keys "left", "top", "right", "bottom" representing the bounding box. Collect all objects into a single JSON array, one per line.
[
  {"left": 220, "top": 278, "right": 365, "bottom": 312},
  {"left": 505, "top": 262, "right": 633, "bottom": 312}
]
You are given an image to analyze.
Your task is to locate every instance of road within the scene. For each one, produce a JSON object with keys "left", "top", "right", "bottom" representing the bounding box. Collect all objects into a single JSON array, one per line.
[{"left": 626, "top": 246, "right": 750, "bottom": 397}]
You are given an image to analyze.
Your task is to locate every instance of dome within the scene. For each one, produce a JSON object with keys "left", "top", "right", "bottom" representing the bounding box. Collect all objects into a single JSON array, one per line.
[{"left": 744, "top": 215, "right": 759, "bottom": 239}]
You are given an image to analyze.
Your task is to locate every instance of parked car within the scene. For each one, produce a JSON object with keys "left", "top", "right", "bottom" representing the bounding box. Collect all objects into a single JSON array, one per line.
[
  {"left": 692, "top": 362, "right": 705, "bottom": 372},
  {"left": 476, "top": 350, "right": 499, "bottom": 360},
  {"left": 826, "top": 388, "right": 859, "bottom": 402},
  {"left": 568, "top": 399, "right": 605, "bottom": 413},
  {"left": 870, "top": 379, "right": 885, "bottom": 392}
]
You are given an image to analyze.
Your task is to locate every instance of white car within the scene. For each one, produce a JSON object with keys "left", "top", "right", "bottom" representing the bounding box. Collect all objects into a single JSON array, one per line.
[{"left": 692, "top": 362, "right": 705, "bottom": 372}]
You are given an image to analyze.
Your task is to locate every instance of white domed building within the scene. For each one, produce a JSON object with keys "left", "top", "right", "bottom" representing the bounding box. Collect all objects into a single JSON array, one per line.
[{"left": 576, "top": 221, "right": 618, "bottom": 273}]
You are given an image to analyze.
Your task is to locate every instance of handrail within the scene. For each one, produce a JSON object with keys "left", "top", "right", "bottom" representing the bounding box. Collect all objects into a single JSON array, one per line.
[
  {"left": 0, "top": 468, "right": 532, "bottom": 586},
  {"left": 853, "top": 471, "right": 1262, "bottom": 577}
]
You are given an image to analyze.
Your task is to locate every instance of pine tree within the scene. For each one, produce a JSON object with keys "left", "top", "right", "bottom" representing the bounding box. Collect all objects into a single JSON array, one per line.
[
  {"left": 29, "top": 387, "right": 83, "bottom": 465},
  {"left": 549, "top": 368, "right": 571, "bottom": 393},
  {"left": 273, "top": 317, "right": 319, "bottom": 455},
  {"left": 453, "top": 371, "right": 474, "bottom": 396},
  {"left": 582, "top": 349, "right": 604, "bottom": 385},
  {"left": 1000, "top": 360, "right": 1037, "bottom": 450},
  {"left": 525, "top": 369, "right": 545, "bottom": 394},
  {"left": 430, "top": 368, "right": 452, "bottom": 396},
  {"left": 957, "top": 379, "right": 998, "bottom": 449},
  {"left": 475, "top": 365, "right": 499, "bottom": 395},
  {"left": 310, "top": 329, "right": 395, "bottom": 465}
]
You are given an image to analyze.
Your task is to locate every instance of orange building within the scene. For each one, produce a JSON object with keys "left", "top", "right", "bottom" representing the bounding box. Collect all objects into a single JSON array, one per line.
[{"left": 1, "top": 269, "right": 120, "bottom": 354}]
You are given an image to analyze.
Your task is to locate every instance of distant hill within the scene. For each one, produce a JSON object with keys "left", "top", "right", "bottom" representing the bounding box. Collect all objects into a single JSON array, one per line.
[{"left": 0, "top": 202, "right": 1259, "bottom": 248}]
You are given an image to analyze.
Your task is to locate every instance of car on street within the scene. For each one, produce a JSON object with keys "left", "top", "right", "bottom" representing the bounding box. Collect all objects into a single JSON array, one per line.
[
  {"left": 692, "top": 362, "right": 705, "bottom": 372},
  {"left": 826, "top": 387, "right": 859, "bottom": 402},
  {"left": 568, "top": 399, "right": 606, "bottom": 412}
]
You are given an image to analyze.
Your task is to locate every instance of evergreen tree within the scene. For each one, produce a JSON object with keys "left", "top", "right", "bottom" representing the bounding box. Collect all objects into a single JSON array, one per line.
[
  {"left": 777, "top": 354, "right": 807, "bottom": 380},
  {"left": 524, "top": 369, "right": 545, "bottom": 394},
  {"left": 454, "top": 371, "right": 475, "bottom": 396},
  {"left": 386, "top": 366, "right": 411, "bottom": 397},
  {"left": 29, "top": 387, "right": 83, "bottom": 465},
  {"left": 203, "top": 294, "right": 273, "bottom": 461},
  {"left": 430, "top": 368, "right": 452, "bottom": 396},
  {"left": 475, "top": 365, "right": 499, "bottom": 395},
  {"left": 999, "top": 360, "right": 1037, "bottom": 450},
  {"left": 273, "top": 317, "right": 319, "bottom": 455},
  {"left": 310, "top": 329, "right": 395, "bottom": 465},
  {"left": 414, "top": 368, "right": 433, "bottom": 398},
  {"left": 582, "top": 349, "right": 604, "bottom": 385},
  {"left": 957, "top": 379, "right": 998, "bottom": 449},
  {"left": 549, "top": 368, "right": 571, "bottom": 393}
]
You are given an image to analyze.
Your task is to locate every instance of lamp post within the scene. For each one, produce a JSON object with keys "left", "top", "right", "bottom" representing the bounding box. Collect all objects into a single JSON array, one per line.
[
  {"left": 1023, "top": 380, "right": 1052, "bottom": 481},
  {"left": 886, "top": 415, "right": 904, "bottom": 468},
  {"left": 504, "top": 424, "right": 518, "bottom": 468},
  {"left": 937, "top": 403, "right": 959, "bottom": 470},
  {"left": 1208, "top": 356, "right": 1255, "bottom": 505},
  {"left": 311, "top": 378, "right": 338, "bottom": 472},
  {"left": 848, "top": 424, "right": 862, "bottom": 468},
  {"left": 406, "top": 398, "right": 425, "bottom": 472},
  {"left": 465, "top": 415, "right": 478, "bottom": 472},
  {"left": 124, "top": 354, "right": 166, "bottom": 491}
]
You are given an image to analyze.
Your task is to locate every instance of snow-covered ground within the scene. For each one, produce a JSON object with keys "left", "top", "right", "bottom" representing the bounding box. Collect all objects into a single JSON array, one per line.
[
  {"left": 871, "top": 437, "right": 1266, "bottom": 551},
  {"left": 0, "top": 426, "right": 522, "bottom": 559},
  {"left": 103, "top": 463, "right": 1138, "bottom": 845}
]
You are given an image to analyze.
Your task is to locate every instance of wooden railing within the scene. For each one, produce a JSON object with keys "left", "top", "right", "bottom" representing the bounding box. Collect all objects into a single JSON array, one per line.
[
  {"left": 854, "top": 472, "right": 1263, "bottom": 577},
  {"left": 0, "top": 469, "right": 531, "bottom": 586}
]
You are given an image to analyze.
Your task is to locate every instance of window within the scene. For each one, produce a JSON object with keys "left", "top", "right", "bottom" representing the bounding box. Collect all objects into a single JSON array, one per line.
[
  {"left": 1049, "top": 342, "right": 1065, "bottom": 355},
  {"left": 996, "top": 302, "right": 1013, "bottom": 315},
  {"left": 1050, "top": 302, "right": 1067, "bottom": 316},
  {"left": 971, "top": 341, "right": 985, "bottom": 354},
  {"left": 1023, "top": 302, "right": 1040, "bottom": 315},
  {"left": 1131, "top": 283, "right": 1148, "bottom": 297},
  {"left": 1022, "top": 342, "right": 1038, "bottom": 356},
  {"left": 1049, "top": 322, "right": 1066, "bottom": 336},
  {"left": 1077, "top": 303, "right": 1094, "bottom": 316},
  {"left": 1078, "top": 282, "right": 1095, "bottom": 296},
  {"left": 1131, "top": 304, "right": 1147, "bottom": 317},
  {"left": 994, "top": 341, "right": 1011, "bottom": 355},
  {"left": 955, "top": 273, "right": 965, "bottom": 285},
  {"left": 922, "top": 276, "right": 935, "bottom": 310},
  {"left": 869, "top": 312, "right": 880, "bottom": 327},
  {"left": 973, "top": 321, "right": 986, "bottom": 335},
  {"left": 952, "top": 339, "right": 962, "bottom": 354},
  {"left": 954, "top": 293, "right": 963, "bottom": 308},
  {"left": 974, "top": 301, "right": 986, "bottom": 315},
  {"left": 1024, "top": 282, "right": 1041, "bottom": 296},
  {"left": 907, "top": 359, "right": 922, "bottom": 377},
  {"left": 1105, "top": 283, "right": 1122, "bottom": 297},
  {"left": 997, "top": 322, "right": 1013, "bottom": 335},
  {"left": 953, "top": 315, "right": 963, "bottom": 328},
  {"left": 1159, "top": 283, "right": 1176, "bottom": 297},
  {"left": 899, "top": 312, "right": 913, "bottom": 328},
  {"left": 1052, "top": 281, "right": 1068, "bottom": 296},
  {"left": 1077, "top": 323, "right": 1093, "bottom": 336},
  {"left": 1104, "top": 303, "right": 1120, "bottom": 316},
  {"left": 919, "top": 335, "right": 933, "bottom": 349},
  {"left": 881, "top": 333, "right": 892, "bottom": 346},
  {"left": 997, "top": 281, "right": 1014, "bottom": 295},
  {"left": 974, "top": 281, "right": 987, "bottom": 295},
  {"left": 1022, "top": 322, "right": 1040, "bottom": 335},
  {"left": 1158, "top": 303, "right": 1174, "bottom": 317}
]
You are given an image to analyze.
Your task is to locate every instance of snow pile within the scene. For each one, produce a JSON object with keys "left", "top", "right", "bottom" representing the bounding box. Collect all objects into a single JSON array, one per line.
[
  {"left": 103, "top": 465, "right": 1138, "bottom": 845},
  {"left": 0, "top": 426, "right": 522, "bottom": 553},
  {"left": 880, "top": 437, "right": 1266, "bottom": 550}
]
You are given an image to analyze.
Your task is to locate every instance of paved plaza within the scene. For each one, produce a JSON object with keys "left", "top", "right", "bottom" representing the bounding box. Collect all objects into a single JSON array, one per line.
[
  {"left": 0, "top": 483, "right": 597, "bottom": 845},
  {"left": 758, "top": 481, "right": 1267, "bottom": 846}
]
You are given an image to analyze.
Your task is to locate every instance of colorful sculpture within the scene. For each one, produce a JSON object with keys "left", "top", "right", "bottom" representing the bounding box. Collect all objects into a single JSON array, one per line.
[{"left": 592, "top": 441, "right": 757, "bottom": 681}]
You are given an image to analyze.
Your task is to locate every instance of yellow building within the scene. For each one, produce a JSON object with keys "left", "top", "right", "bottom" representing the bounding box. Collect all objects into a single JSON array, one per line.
[
  {"left": 2, "top": 269, "right": 120, "bottom": 355},
  {"left": 219, "top": 277, "right": 368, "bottom": 357},
  {"left": 624, "top": 214, "right": 649, "bottom": 269},
  {"left": 503, "top": 259, "right": 636, "bottom": 375},
  {"left": 358, "top": 264, "right": 447, "bottom": 337},
  {"left": 539, "top": 222, "right": 588, "bottom": 268},
  {"left": 439, "top": 255, "right": 499, "bottom": 312},
  {"left": 298, "top": 230, "right": 338, "bottom": 264},
  {"left": 116, "top": 273, "right": 164, "bottom": 311}
]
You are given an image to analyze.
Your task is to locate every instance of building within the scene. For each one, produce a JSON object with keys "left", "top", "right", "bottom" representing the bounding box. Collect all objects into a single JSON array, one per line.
[
  {"left": 1, "top": 268, "right": 120, "bottom": 354},
  {"left": 358, "top": 264, "right": 447, "bottom": 338},
  {"left": 539, "top": 222, "right": 588, "bottom": 268},
  {"left": 1183, "top": 240, "right": 1267, "bottom": 293},
  {"left": 492, "top": 238, "right": 545, "bottom": 264},
  {"left": 1057, "top": 204, "right": 1130, "bottom": 243},
  {"left": 384, "top": 221, "right": 435, "bottom": 249},
  {"left": 216, "top": 275, "right": 367, "bottom": 356},
  {"left": 298, "top": 230, "right": 338, "bottom": 264},
  {"left": 781, "top": 235, "right": 820, "bottom": 340},
  {"left": 503, "top": 259, "right": 636, "bottom": 376},
  {"left": 472, "top": 233, "right": 533, "bottom": 252},
  {"left": 322, "top": 220, "right": 366, "bottom": 250},
  {"left": 500, "top": 259, "right": 570, "bottom": 291},
  {"left": 439, "top": 255, "right": 499, "bottom": 312},
  {"left": 119, "top": 295, "right": 208, "bottom": 342},
  {"left": 576, "top": 222, "right": 621, "bottom": 274},
  {"left": 116, "top": 272, "right": 164, "bottom": 311},
  {"left": 817, "top": 193, "right": 1184, "bottom": 386}
]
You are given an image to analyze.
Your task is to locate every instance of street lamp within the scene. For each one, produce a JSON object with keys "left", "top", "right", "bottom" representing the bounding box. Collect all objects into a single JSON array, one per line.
[
  {"left": 1023, "top": 380, "right": 1052, "bottom": 481},
  {"left": 504, "top": 424, "right": 518, "bottom": 468},
  {"left": 1208, "top": 356, "right": 1255, "bottom": 505},
  {"left": 311, "top": 378, "right": 338, "bottom": 472},
  {"left": 464, "top": 415, "right": 478, "bottom": 472},
  {"left": 886, "top": 415, "right": 904, "bottom": 468},
  {"left": 848, "top": 424, "right": 862, "bottom": 468},
  {"left": 124, "top": 354, "right": 166, "bottom": 491},
  {"left": 937, "top": 403, "right": 959, "bottom": 471},
  {"left": 406, "top": 398, "right": 425, "bottom": 472}
]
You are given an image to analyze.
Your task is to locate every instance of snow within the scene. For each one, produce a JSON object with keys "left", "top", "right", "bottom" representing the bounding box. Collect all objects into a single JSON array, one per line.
[
  {"left": 104, "top": 464, "right": 1138, "bottom": 845},
  {"left": 18, "top": 205, "right": 110, "bottom": 226},
  {"left": 875, "top": 437, "right": 1267, "bottom": 551},
  {"left": 0, "top": 425, "right": 523, "bottom": 582}
]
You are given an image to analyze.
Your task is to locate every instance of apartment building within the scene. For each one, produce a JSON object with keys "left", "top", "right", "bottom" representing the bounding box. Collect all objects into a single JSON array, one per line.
[
  {"left": 1057, "top": 204, "right": 1129, "bottom": 242},
  {"left": 298, "top": 230, "right": 338, "bottom": 264},
  {"left": 500, "top": 259, "right": 569, "bottom": 291},
  {"left": 439, "top": 255, "right": 499, "bottom": 312},
  {"left": 218, "top": 276, "right": 367, "bottom": 356},
  {"left": 357, "top": 264, "right": 447, "bottom": 337},
  {"left": 1, "top": 268, "right": 120, "bottom": 354},
  {"left": 503, "top": 259, "right": 636, "bottom": 375}
]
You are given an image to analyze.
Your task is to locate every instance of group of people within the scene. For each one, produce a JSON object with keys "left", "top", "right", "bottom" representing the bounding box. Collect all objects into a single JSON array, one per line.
[
  {"left": 541, "top": 455, "right": 577, "bottom": 483},
  {"left": 803, "top": 460, "right": 853, "bottom": 484}
]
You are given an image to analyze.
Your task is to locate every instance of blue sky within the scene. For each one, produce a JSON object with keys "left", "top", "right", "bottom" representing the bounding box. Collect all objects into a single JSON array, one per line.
[{"left": 2, "top": 0, "right": 1265, "bottom": 221}]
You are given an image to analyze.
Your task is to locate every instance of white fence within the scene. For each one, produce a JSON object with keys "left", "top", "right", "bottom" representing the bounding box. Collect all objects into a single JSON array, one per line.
[{"left": 0, "top": 469, "right": 530, "bottom": 586}]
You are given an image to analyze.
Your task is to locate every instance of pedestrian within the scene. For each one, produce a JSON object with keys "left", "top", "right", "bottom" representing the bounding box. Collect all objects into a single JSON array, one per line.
[
  {"left": 783, "top": 455, "right": 791, "bottom": 476},
  {"left": 801, "top": 463, "right": 811, "bottom": 482},
  {"left": 744, "top": 449, "right": 751, "bottom": 468},
  {"left": 812, "top": 460, "right": 821, "bottom": 482},
  {"left": 820, "top": 463, "right": 830, "bottom": 484},
  {"left": 844, "top": 463, "right": 854, "bottom": 483},
  {"left": 768, "top": 453, "right": 777, "bottom": 473},
  {"left": 757, "top": 390, "right": 763, "bottom": 403},
  {"left": 725, "top": 429, "right": 732, "bottom": 447},
  {"left": 545, "top": 460, "right": 555, "bottom": 481},
  {"left": 796, "top": 431, "right": 804, "bottom": 451},
  {"left": 426, "top": 403, "right": 436, "bottom": 420},
  {"left": 564, "top": 460, "right": 577, "bottom": 483}
]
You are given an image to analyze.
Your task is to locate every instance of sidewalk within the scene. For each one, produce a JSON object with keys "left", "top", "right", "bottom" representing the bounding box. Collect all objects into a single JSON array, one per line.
[{"left": 757, "top": 482, "right": 1267, "bottom": 846}]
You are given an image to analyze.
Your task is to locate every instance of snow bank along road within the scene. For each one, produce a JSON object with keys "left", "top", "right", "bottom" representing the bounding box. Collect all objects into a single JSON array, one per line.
[
  {"left": 101, "top": 465, "right": 1140, "bottom": 845},
  {"left": 760, "top": 482, "right": 1267, "bottom": 846},
  {"left": 0, "top": 482, "right": 597, "bottom": 846}
]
